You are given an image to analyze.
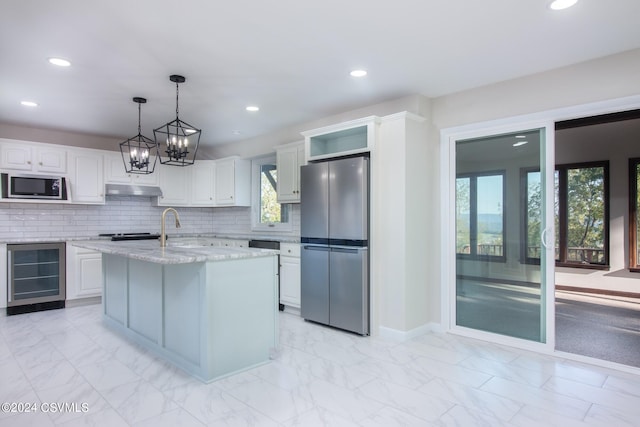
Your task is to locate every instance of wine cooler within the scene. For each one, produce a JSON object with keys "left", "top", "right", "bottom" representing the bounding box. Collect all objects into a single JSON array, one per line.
[{"left": 7, "top": 242, "right": 66, "bottom": 315}]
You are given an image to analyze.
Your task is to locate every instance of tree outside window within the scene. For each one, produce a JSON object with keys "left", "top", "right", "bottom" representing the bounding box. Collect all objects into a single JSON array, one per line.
[
  {"left": 524, "top": 162, "right": 608, "bottom": 268},
  {"left": 628, "top": 158, "right": 640, "bottom": 270},
  {"left": 251, "top": 156, "right": 290, "bottom": 231}
]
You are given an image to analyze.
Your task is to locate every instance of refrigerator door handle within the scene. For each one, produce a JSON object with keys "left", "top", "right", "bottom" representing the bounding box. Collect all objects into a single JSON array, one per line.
[
  {"left": 303, "top": 245, "right": 330, "bottom": 251},
  {"left": 330, "top": 247, "right": 360, "bottom": 254}
]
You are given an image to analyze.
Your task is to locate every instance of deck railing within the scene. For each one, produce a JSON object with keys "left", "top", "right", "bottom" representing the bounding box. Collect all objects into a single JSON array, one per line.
[{"left": 459, "top": 245, "right": 605, "bottom": 264}]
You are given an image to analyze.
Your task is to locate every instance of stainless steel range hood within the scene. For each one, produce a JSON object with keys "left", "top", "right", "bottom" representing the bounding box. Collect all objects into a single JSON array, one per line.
[{"left": 105, "top": 184, "right": 163, "bottom": 197}]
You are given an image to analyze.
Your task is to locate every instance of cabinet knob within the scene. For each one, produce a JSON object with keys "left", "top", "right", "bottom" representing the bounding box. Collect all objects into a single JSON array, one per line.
[
  {"left": 27, "top": 161, "right": 31, "bottom": 164},
  {"left": 288, "top": 249, "right": 292, "bottom": 253},
  {"left": 39, "top": 162, "right": 43, "bottom": 165}
]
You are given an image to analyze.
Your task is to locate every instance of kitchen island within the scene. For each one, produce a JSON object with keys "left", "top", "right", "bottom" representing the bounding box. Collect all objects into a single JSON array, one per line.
[{"left": 72, "top": 239, "right": 279, "bottom": 383}]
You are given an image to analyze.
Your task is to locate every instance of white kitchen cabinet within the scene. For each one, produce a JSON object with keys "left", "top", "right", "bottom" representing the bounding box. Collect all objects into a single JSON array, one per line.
[
  {"left": 212, "top": 238, "right": 249, "bottom": 248},
  {"left": 66, "top": 244, "right": 102, "bottom": 300},
  {"left": 190, "top": 161, "right": 216, "bottom": 206},
  {"left": 105, "top": 152, "right": 159, "bottom": 186},
  {"left": 157, "top": 162, "right": 191, "bottom": 206},
  {"left": 279, "top": 243, "right": 300, "bottom": 309},
  {"left": 214, "top": 157, "right": 250, "bottom": 206},
  {"left": 0, "top": 139, "right": 67, "bottom": 173},
  {"left": 69, "top": 150, "right": 104, "bottom": 204},
  {"left": 302, "top": 116, "right": 379, "bottom": 162},
  {"left": 0, "top": 244, "right": 6, "bottom": 309},
  {"left": 276, "top": 141, "right": 305, "bottom": 203}
]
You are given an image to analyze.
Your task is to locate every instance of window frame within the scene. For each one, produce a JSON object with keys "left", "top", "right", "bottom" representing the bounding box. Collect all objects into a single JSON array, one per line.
[
  {"left": 522, "top": 160, "right": 610, "bottom": 269},
  {"left": 629, "top": 158, "right": 640, "bottom": 272},
  {"left": 250, "top": 154, "right": 291, "bottom": 232},
  {"left": 455, "top": 169, "right": 507, "bottom": 262}
]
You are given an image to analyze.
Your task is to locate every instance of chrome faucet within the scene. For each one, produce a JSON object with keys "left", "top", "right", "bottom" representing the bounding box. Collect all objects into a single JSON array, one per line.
[{"left": 160, "top": 207, "right": 181, "bottom": 247}]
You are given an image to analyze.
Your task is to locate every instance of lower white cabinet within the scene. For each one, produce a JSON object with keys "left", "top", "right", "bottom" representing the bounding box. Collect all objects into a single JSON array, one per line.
[
  {"left": 66, "top": 245, "right": 102, "bottom": 300},
  {"left": 0, "top": 244, "right": 6, "bottom": 309},
  {"left": 213, "top": 238, "right": 249, "bottom": 248},
  {"left": 279, "top": 243, "right": 300, "bottom": 308}
]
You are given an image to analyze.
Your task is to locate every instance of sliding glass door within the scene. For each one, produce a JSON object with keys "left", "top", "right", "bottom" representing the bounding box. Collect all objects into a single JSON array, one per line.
[{"left": 454, "top": 127, "right": 552, "bottom": 343}]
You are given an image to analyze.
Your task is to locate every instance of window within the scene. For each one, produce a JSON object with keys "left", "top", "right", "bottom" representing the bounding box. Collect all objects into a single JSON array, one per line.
[
  {"left": 456, "top": 171, "right": 506, "bottom": 260},
  {"left": 251, "top": 155, "right": 290, "bottom": 231},
  {"left": 629, "top": 158, "right": 640, "bottom": 271},
  {"left": 524, "top": 161, "right": 609, "bottom": 268}
]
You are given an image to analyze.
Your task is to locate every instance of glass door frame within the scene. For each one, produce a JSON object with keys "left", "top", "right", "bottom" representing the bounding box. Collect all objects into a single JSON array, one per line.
[{"left": 440, "top": 119, "right": 556, "bottom": 353}]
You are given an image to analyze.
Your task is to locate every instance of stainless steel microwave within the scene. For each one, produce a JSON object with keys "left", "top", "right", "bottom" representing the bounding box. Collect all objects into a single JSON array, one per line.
[{"left": 1, "top": 173, "right": 67, "bottom": 200}]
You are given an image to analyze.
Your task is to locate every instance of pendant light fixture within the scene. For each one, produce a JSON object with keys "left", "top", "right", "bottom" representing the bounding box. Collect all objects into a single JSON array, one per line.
[
  {"left": 153, "top": 75, "right": 201, "bottom": 166},
  {"left": 119, "top": 97, "right": 158, "bottom": 174}
]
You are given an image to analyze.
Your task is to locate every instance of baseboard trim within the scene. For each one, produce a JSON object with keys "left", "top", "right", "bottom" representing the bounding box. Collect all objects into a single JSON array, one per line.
[
  {"left": 378, "top": 322, "right": 442, "bottom": 342},
  {"left": 66, "top": 296, "right": 101, "bottom": 308},
  {"left": 282, "top": 305, "right": 301, "bottom": 316}
]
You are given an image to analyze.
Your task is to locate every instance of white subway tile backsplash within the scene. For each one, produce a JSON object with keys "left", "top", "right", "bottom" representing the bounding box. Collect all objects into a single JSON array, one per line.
[{"left": 0, "top": 196, "right": 300, "bottom": 241}]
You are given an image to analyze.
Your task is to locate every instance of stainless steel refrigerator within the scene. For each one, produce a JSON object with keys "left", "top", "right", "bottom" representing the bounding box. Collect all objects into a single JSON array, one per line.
[{"left": 300, "top": 156, "right": 369, "bottom": 335}]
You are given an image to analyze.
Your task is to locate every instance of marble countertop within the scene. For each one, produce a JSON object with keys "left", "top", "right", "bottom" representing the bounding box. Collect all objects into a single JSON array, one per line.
[
  {"left": 0, "top": 233, "right": 300, "bottom": 245},
  {"left": 71, "top": 239, "right": 278, "bottom": 265}
]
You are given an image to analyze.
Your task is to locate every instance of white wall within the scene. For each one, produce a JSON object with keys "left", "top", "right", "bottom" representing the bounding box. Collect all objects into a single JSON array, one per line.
[{"left": 432, "top": 49, "right": 640, "bottom": 130}]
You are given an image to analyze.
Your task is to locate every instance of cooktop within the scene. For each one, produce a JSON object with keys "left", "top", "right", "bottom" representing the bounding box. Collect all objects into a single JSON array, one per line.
[{"left": 98, "top": 232, "right": 161, "bottom": 241}]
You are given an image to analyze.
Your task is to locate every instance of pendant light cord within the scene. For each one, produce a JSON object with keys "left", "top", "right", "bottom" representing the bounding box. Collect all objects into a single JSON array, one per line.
[
  {"left": 137, "top": 101, "right": 142, "bottom": 135},
  {"left": 175, "top": 81, "right": 180, "bottom": 120}
]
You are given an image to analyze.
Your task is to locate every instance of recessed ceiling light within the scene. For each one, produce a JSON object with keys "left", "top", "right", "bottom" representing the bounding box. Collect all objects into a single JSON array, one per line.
[
  {"left": 549, "top": 0, "right": 578, "bottom": 10},
  {"left": 20, "top": 100, "right": 38, "bottom": 107},
  {"left": 513, "top": 141, "right": 528, "bottom": 147},
  {"left": 350, "top": 69, "right": 367, "bottom": 77},
  {"left": 232, "top": 130, "right": 242, "bottom": 135},
  {"left": 246, "top": 106, "right": 259, "bottom": 112},
  {"left": 515, "top": 135, "right": 527, "bottom": 138},
  {"left": 48, "top": 57, "right": 71, "bottom": 67},
  {"left": 184, "top": 128, "right": 197, "bottom": 134}
]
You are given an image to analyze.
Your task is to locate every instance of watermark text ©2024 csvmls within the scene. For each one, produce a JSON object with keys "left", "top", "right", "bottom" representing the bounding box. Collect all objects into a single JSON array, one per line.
[{"left": 1, "top": 402, "right": 89, "bottom": 414}]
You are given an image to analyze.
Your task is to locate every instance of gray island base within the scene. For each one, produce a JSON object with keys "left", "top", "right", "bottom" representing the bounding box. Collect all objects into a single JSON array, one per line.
[{"left": 73, "top": 240, "right": 279, "bottom": 383}]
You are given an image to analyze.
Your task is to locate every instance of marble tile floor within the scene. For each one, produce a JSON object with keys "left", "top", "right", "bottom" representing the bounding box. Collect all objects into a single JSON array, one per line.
[{"left": 1, "top": 304, "right": 640, "bottom": 427}]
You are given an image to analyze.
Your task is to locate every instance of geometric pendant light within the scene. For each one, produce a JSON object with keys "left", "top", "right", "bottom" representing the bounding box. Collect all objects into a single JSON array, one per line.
[
  {"left": 119, "top": 97, "right": 158, "bottom": 174},
  {"left": 153, "top": 75, "right": 201, "bottom": 166}
]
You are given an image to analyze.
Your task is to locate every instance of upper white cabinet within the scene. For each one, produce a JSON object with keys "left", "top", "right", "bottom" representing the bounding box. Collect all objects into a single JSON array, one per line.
[
  {"left": 214, "top": 156, "right": 250, "bottom": 206},
  {"left": 68, "top": 150, "right": 104, "bottom": 204},
  {"left": 276, "top": 141, "right": 305, "bottom": 203},
  {"left": 302, "top": 116, "right": 379, "bottom": 162},
  {"left": 190, "top": 161, "right": 216, "bottom": 206},
  {"left": 104, "top": 152, "right": 159, "bottom": 186},
  {"left": 0, "top": 139, "right": 67, "bottom": 174},
  {"left": 157, "top": 162, "right": 190, "bottom": 206}
]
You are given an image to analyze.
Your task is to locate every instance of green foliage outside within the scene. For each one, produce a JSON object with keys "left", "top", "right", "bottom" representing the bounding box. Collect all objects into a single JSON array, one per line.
[
  {"left": 260, "top": 168, "right": 282, "bottom": 223},
  {"left": 566, "top": 167, "right": 605, "bottom": 257},
  {"left": 527, "top": 167, "right": 605, "bottom": 263}
]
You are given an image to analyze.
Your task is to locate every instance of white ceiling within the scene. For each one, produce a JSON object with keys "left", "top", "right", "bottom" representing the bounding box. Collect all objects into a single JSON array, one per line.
[{"left": 2, "top": 0, "right": 640, "bottom": 148}]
